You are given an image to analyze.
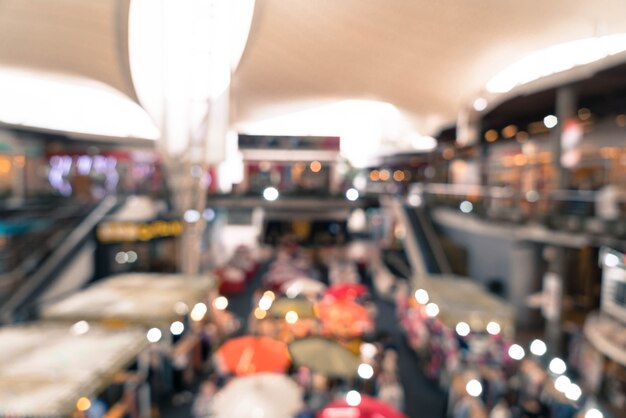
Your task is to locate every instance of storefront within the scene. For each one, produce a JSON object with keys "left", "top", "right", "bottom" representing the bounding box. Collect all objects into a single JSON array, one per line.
[{"left": 578, "top": 247, "right": 626, "bottom": 416}]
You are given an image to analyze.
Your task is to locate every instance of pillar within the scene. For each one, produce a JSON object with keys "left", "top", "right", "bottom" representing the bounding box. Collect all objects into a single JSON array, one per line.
[
  {"left": 546, "top": 86, "right": 577, "bottom": 355},
  {"left": 553, "top": 86, "right": 578, "bottom": 191},
  {"left": 542, "top": 245, "right": 567, "bottom": 356},
  {"left": 509, "top": 242, "right": 543, "bottom": 329}
]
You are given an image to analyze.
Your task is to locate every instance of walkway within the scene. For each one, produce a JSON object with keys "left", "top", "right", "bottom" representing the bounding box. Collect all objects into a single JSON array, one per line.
[
  {"left": 162, "top": 246, "right": 448, "bottom": 418},
  {"left": 370, "top": 286, "right": 448, "bottom": 418}
]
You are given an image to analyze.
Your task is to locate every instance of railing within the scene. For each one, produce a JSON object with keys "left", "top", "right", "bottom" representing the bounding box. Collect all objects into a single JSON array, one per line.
[
  {"left": 0, "top": 195, "right": 119, "bottom": 324},
  {"left": 407, "top": 183, "right": 626, "bottom": 239}
]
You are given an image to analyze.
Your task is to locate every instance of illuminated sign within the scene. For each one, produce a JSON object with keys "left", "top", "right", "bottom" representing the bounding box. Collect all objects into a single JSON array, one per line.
[
  {"left": 97, "top": 220, "right": 183, "bottom": 242},
  {"left": 238, "top": 135, "right": 340, "bottom": 151}
]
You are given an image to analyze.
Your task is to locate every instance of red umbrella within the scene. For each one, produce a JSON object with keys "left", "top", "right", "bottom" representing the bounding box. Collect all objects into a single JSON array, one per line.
[
  {"left": 318, "top": 395, "right": 407, "bottom": 418},
  {"left": 216, "top": 336, "right": 291, "bottom": 375},
  {"left": 325, "top": 283, "right": 369, "bottom": 300}
]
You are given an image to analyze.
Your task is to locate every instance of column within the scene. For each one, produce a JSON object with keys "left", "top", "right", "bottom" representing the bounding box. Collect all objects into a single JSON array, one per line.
[
  {"left": 553, "top": 86, "right": 578, "bottom": 191},
  {"left": 542, "top": 245, "right": 567, "bottom": 356},
  {"left": 509, "top": 242, "right": 543, "bottom": 329},
  {"left": 548, "top": 86, "right": 577, "bottom": 355}
]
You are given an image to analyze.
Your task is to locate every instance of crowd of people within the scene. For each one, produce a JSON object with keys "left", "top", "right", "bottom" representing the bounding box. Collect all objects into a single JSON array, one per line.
[
  {"left": 186, "top": 243, "right": 408, "bottom": 417},
  {"left": 396, "top": 289, "right": 605, "bottom": 418}
]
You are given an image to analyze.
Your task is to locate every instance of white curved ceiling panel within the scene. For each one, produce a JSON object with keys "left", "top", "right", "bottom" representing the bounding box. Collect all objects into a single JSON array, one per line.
[
  {"left": 232, "top": 0, "right": 626, "bottom": 134},
  {"left": 0, "top": 0, "right": 136, "bottom": 101}
]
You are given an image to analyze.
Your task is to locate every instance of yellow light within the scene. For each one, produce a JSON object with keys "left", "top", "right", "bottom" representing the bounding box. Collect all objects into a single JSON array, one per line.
[
  {"left": 513, "top": 154, "right": 528, "bottom": 166},
  {"left": 502, "top": 125, "right": 518, "bottom": 138},
  {"left": 263, "top": 290, "right": 276, "bottom": 301},
  {"left": 310, "top": 160, "right": 322, "bottom": 173},
  {"left": 76, "top": 397, "right": 91, "bottom": 412},
  {"left": 0, "top": 157, "right": 11, "bottom": 174},
  {"left": 484, "top": 129, "right": 498, "bottom": 142},
  {"left": 254, "top": 307, "right": 267, "bottom": 319},
  {"left": 393, "top": 170, "right": 405, "bottom": 182},
  {"left": 578, "top": 108, "right": 592, "bottom": 121},
  {"left": 442, "top": 148, "right": 455, "bottom": 160},
  {"left": 369, "top": 170, "right": 380, "bottom": 181},
  {"left": 379, "top": 170, "right": 390, "bottom": 181},
  {"left": 515, "top": 131, "right": 529, "bottom": 143},
  {"left": 285, "top": 310, "right": 299, "bottom": 324}
]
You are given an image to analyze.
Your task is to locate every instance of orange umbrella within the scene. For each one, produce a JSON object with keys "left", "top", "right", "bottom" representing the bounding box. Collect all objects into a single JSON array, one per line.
[
  {"left": 216, "top": 336, "right": 291, "bottom": 375},
  {"left": 316, "top": 299, "right": 373, "bottom": 337}
]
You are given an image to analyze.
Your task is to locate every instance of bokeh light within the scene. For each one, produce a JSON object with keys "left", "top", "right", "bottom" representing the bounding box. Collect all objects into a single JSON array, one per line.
[
  {"left": 508, "top": 344, "right": 525, "bottom": 360},
  {"left": 530, "top": 339, "right": 547, "bottom": 356},
  {"left": 486, "top": 321, "right": 501, "bottom": 335},
  {"left": 425, "top": 302, "right": 439, "bottom": 317},
  {"left": 456, "top": 322, "right": 471, "bottom": 337},
  {"left": 285, "top": 310, "right": 299, "bottom": 324},
  {"left": 213, "top": 296, "right": 229, "bottom": 310},
  {"left": 466, "top": 379, "right": 483, "bottom": 397},
  {"left": 146, "top": 328, "right": 162, "bottom": 343},
  {"left": 190, "top": 302, "right": 208, "bottom": 321},
  {"left": 346, "top": 390, "right": 361, "bottom": 406},
  {"left": 549, "top": 358, "right": 567, "bottom": 375},
  {"left": 357, "top": 363, "right": 374, "bottom": 379},
  {"left": 414, "top": 289, "right": 429, "bottom": 304},
  {"left": 70, "top": 320, "right": 90, "bottom": 336},
  {"left": 170, "top": 321, "right": 184, "bottom": 336}
]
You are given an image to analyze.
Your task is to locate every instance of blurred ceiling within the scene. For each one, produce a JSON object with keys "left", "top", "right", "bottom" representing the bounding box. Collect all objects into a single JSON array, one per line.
[
  {"left": 2, "top": 0, "right": 626, "bottom": 142},
  {"left": 231, "top": 0, "right": 626, "bottom": 135},
  {"left": 0, "top": 0, "right": 136, "bottom": 101}
]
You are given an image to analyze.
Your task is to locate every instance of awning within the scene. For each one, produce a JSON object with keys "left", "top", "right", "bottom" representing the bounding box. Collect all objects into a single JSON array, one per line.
[
  {"left": 0, "top": 323, "right": 148, "bottom": 417},
  {"left": 41, "top": 273, "right": 215, "bottom": 326},
  {"left": 418, "top": 275, "right": 516, "bottom": 337}
]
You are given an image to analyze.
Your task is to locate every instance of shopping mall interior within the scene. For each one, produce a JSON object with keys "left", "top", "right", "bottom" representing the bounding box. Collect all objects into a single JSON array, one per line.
[{"left": 0, "top": 1, "right": 625, "bottom": 418}]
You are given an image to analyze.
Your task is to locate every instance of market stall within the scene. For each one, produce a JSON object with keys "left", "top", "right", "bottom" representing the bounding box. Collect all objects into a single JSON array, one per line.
[
  {"left": 399, "top": 276, "right": 514, "bottom": 384},
  {"left": 420, "top": 276, "right": 515, "bottom": 338},
  {"left": 40, "top": 273, "right": 216, "bottom": 396},
  {"left": 0, "top": 323, "right": 148, "bottom": 418},
  {"left": 40, "top": 273, "right": 215, "bottom": 326}
]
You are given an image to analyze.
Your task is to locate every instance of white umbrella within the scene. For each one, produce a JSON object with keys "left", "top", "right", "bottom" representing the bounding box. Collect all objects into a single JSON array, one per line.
[
  {"left": 281, "top": 276, "right": 327, "bottom": 298},
  {"left": 213, "top": 373, "right": 302, "bottom": 418}
]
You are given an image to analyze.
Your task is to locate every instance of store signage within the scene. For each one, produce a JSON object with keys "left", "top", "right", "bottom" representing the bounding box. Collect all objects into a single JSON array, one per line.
[
  {"left": 97, "top": 220, "right": 183, "bottom": 242},
  {"left": 238, "top": 134, "right": 340, "bottom": 151}
]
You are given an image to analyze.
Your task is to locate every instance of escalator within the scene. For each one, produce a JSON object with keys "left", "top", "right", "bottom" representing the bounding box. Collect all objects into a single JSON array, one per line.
[
  {"left": 0, "top": 195, "right": 120, "bottom": 323},
  {"left": 387, "top": 196, "right": 452, "bottom": 276},
  {"left": 402, "top": 204, "right": 451, "bottom": 274}
]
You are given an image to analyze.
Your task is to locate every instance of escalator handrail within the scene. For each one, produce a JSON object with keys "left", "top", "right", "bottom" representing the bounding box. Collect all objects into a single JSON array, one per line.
[
  {"left": 0, "top": 195, "right": 118, "bottom": 324},
  {"left": 386, "top": 196, "right": 428, "bottom": 278},
  {"left": 413, "top": 206, "right": 452, "bottom": 275},
  {"left": 403, "top": 207, "right": 440, "bottom": 274},
  {"left": 0, "top": 208, "right": 93, "bottom": 278}
]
